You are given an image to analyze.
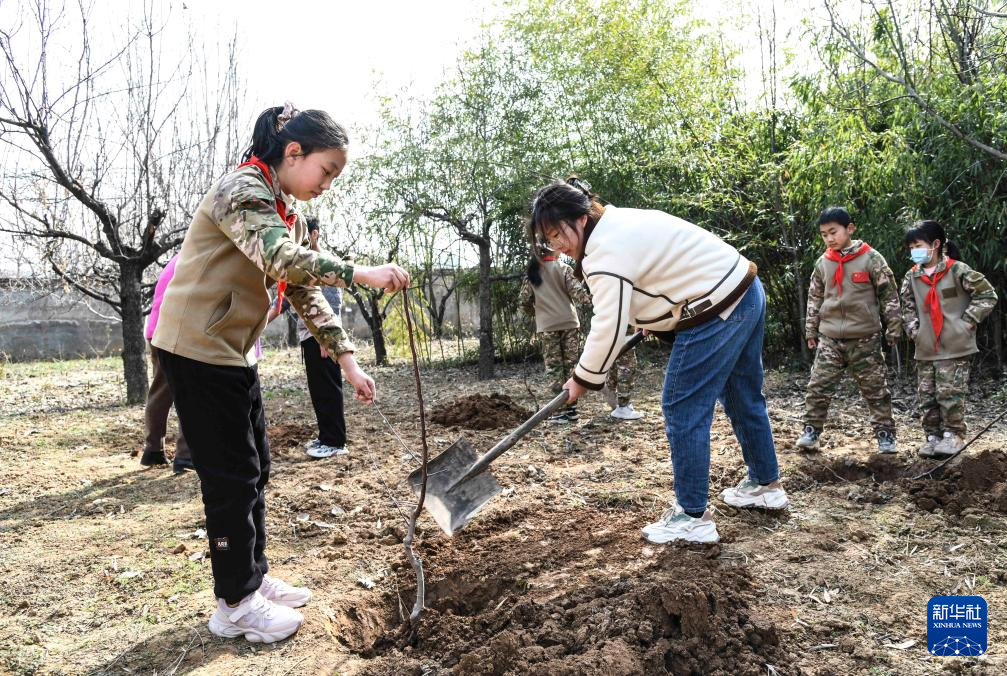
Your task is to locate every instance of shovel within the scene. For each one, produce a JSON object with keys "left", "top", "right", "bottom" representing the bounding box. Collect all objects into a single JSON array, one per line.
[{"left": 410, "top": 331, "right": 646, "bottom": 535}]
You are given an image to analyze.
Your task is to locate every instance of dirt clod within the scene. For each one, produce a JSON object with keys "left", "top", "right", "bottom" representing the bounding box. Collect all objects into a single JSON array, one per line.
[
  {"left": 429, "top": 393, "right": 531, "bottom": 430},
  {"left": 906, "top": 450, "right": 1007, "bottom": 515}
]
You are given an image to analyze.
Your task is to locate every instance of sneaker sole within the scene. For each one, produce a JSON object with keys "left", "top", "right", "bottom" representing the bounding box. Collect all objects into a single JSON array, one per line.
[
  {"left": 641, "top": 525, "right": 720, "bottom": 544},
  {"left": 721, "top": 492, "right": 789, "bottom": 510},
  {"left": 207, "top": 615, "right": 302, "bottom": 643},
  {"left": 306, "top": 448, "right": 348, "bottom": 459}
]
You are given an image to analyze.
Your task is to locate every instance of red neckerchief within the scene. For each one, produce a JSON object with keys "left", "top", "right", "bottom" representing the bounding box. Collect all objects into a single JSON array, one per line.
[
  {"left": 236, "top": 156, "right": 296, "bottom": 311},
  {"left": 541, "top": 255, "right": 557, "bottom": 261},
  {"left": 916, "top": 258, "right": 956, "bottom": 350},
  {"left": 823, "top": 242, "right": 871, "bottom": 297}
]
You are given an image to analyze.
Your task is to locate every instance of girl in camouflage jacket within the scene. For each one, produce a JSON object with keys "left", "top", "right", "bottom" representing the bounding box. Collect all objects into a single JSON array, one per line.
[
  {"left": 519, "top": 251, "right": 591, "bottom": 422},
  {"left": 900, "top": 220, "right": 998, "bottom": 458},
  {"left": 153, "top": 104, "right": 409, "bottom": 644}
]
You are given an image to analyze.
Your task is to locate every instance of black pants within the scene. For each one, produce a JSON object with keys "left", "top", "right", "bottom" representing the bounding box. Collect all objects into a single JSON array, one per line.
[
  {"left": 158, "top": 350, "right": 270, "bottom": 604},
  {"left": 300, "top": 337, "right": 347, "bottom": 447}
]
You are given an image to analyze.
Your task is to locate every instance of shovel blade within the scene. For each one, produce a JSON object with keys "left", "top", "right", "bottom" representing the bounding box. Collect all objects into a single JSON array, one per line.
[{"left": 408, "top": 438, "right": 501, "bottom": 536}]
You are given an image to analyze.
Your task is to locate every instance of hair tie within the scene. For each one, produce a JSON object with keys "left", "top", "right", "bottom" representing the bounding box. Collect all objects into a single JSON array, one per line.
[
  {"left": 567, "top": 176, "right": 592, "bottom": 195},
  {"left": 276, "top": 101, "right": 299, "bottom": 131}
]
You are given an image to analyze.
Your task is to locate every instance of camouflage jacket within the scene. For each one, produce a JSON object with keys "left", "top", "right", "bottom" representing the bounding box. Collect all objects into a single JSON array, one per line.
[
  {"left": 805, "top": 241, "right": 902, "bottom": 343},
  {"left": 900, "top": 256, "right": 998, "bottom": 359},
  {"left": 153, "top": 163, "right": 355, "bottom": 366}
]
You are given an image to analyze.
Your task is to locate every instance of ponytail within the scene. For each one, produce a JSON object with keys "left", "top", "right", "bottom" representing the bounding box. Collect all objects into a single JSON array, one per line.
[
  {"left": 945, "top": 240, "right": 962, "bottom": 261},
  {"left": 526, "top": 257, "right": 543, "bottom": 287},
  {"left": 242, "top": 103, "right": 350, "bottom": 165}
]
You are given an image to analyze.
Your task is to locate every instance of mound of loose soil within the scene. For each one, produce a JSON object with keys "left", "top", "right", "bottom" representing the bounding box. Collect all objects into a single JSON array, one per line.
[
  {"left": 429, "top": 393, "right": 532, "bottom": 430},
  {"left": 796, "top": 450, "right": 1007, "bottom": 516},
  {"left": 414, "top": 557, "right": 784, "bottom": 675},
  {"left": 905, "top": 449, "right": 1007, "bottom": 515},
  {"left": 344, "top": 511, "right": 790, "bottom": 676}
]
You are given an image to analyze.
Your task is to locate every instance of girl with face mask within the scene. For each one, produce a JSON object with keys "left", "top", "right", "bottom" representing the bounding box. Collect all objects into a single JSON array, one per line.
[{"left": 899, "top": 220, "right": 998, "bottom": 458}]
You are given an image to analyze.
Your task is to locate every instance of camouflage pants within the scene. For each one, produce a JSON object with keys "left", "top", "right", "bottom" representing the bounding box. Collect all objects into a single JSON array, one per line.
[
  {"left": 606, "top": 347, "right": 638, "bottom": 407},
  {"left": 917, "top": 357, "right": 971, "bottom": 436},
  {"left": 541, "top": 329, "right": 580, "bottom": 395},
  {"left": 804, "top": 333, "right": 894, "bottom": 433}
]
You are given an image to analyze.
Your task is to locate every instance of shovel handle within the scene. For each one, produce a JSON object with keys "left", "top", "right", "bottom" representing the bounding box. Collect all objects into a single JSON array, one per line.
[{"left": 454, "top": 331, "right": 646, "bottom": 485}]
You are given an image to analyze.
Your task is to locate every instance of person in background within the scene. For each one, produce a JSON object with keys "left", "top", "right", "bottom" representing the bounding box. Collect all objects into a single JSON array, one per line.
[
  {"left": 519, "top": 247, "right": 591, "bottom": 423},
  {"left": 605, "top": 332, "right": 644, "bottom": 420},
  {"left": 797, "top": 206, "right": 902, "bottom": 455},
  {"left": 267, "top": 217, "right": 349, "bottom": 459},
  {"left": 900, "top": 220, "right": 997, "bottom": 457},
  {"left": 139, "top": 253, "right": 193, "bottom": 474}
]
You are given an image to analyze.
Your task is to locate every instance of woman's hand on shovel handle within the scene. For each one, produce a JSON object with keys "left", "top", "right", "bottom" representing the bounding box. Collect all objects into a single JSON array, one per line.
[
  {"left": 563, "top": 377, "right": 587, "bottom": 404},
  {"left": 338, "top": 353, "right": 376, "bottom": 404}
]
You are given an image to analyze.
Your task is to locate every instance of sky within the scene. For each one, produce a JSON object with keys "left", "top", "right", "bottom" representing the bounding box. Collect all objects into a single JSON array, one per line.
[
  {"left": 0, "top": 0, "right": 821, "bottom": 276},
  {"left": 170, "top": 0, "right": 494, "bottom": 141}
]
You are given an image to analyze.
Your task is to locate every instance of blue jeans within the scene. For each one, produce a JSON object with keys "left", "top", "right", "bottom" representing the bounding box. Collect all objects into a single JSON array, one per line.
[{"left": 662, "top": 277, "right": 780, "bottom": 512}]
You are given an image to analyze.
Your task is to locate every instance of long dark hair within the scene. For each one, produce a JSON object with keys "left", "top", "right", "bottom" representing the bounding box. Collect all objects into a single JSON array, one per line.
[
  {"left": 242, "top": 105, "right": 349, "bottom": 165},
  {"left": 527, "top": 176, "right": 605, "bottom": 278},
  {"left": 526, "top": 257, "right": 543, "bottom": 287},
  {"left": 904, "top": 220, "right": 962, "bottom": 261}
]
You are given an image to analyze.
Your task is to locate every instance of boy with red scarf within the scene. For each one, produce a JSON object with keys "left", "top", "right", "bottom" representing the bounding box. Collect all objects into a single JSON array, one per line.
[
  {"left": 797, "top": 207, "right": 902, "bottom": 454},
  {"left": 900, "top": 220, "right": 997, "bottom": 457}
]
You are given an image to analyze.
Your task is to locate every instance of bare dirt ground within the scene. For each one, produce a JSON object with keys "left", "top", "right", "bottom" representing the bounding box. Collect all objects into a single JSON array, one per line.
[{"left": 1, "top": 343, "right": 1006, "bottom": 675}]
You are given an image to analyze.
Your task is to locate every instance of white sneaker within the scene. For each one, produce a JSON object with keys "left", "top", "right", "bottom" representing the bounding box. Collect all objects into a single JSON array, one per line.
[
  {"left": 641, "top": 503, "right": 720, "bottom": 544},
  {"left": 306, "top": 443, "right": 348, "bottom": 459},
  {"left": 918, "top": 434, "right": 941, "bottom": 458},
  {"left": 933, "top": 431, "right": 964, "bottom": 457},
  {"left": 259, "top": 574, "right": 312, "bottom": 608},
  {"left": 610, "top": 404, "right": 644, "bottom": 420},
  {"left": 207, "top": 591, "right": 303, "bottom": 643},
  {"left": 720, "top": 478, "right": 789, "bottom": 510},
  {"left": 304, "top": 439, "right": 321, "bottom": 450}
]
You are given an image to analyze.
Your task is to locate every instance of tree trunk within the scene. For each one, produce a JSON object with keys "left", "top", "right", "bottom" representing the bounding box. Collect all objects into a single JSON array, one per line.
[
  {"left": 286, "top": 312, "right": 298, "bottom": 347},
  {"left": 427, "top": 273, "right": 445, "bottom": 338},
  {"left": 369, "top": 295, "right": 388, "bottom": 366},
  {"left": 993, "top": 307, "right": 1004, "bottom": 375},
  {"left": 794, "top": 245, "right": 809, "bottom": 364},
  {"left": 119, "top": 263, "right": 149, "bottom": 405},
  {"left": 477, "top": 241, "right": 494, "bottom": 379}
]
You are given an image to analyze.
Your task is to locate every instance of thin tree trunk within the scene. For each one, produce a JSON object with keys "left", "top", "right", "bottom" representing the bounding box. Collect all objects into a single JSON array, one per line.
[
  {"left": 119, "top": 263, "right": 148, "bottom": 405},
  {"left": 794, "top": 243, "right": 809, "bottom": 363},
  {"left": 370, "top": 295, "right": 388, "bottom": 366},
  {"left": 286, "top": 312, "right": 298, "bottom": 347},
  {"left": 994, "top": 307, "right": 1004, "bottom": 374},
  {"left": 477, "top": 241, "right": 494, "bottom": 379}
]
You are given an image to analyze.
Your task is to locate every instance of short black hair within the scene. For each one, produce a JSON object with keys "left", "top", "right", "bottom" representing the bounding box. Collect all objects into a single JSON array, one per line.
[
  {"left": 306, "top": 216, "right": 320, "bottom": 234},
  {"left": 817, "top": 206, "right": 853, "bottom": 228}
]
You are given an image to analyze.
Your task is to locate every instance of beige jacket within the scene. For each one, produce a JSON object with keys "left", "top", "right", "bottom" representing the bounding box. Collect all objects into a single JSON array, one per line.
[
  {"left": 573, "top": 206, "right": 755, "bottom": 389},
  {"left": 153, "top": 164, "right": 355, "bottom": 367}
]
